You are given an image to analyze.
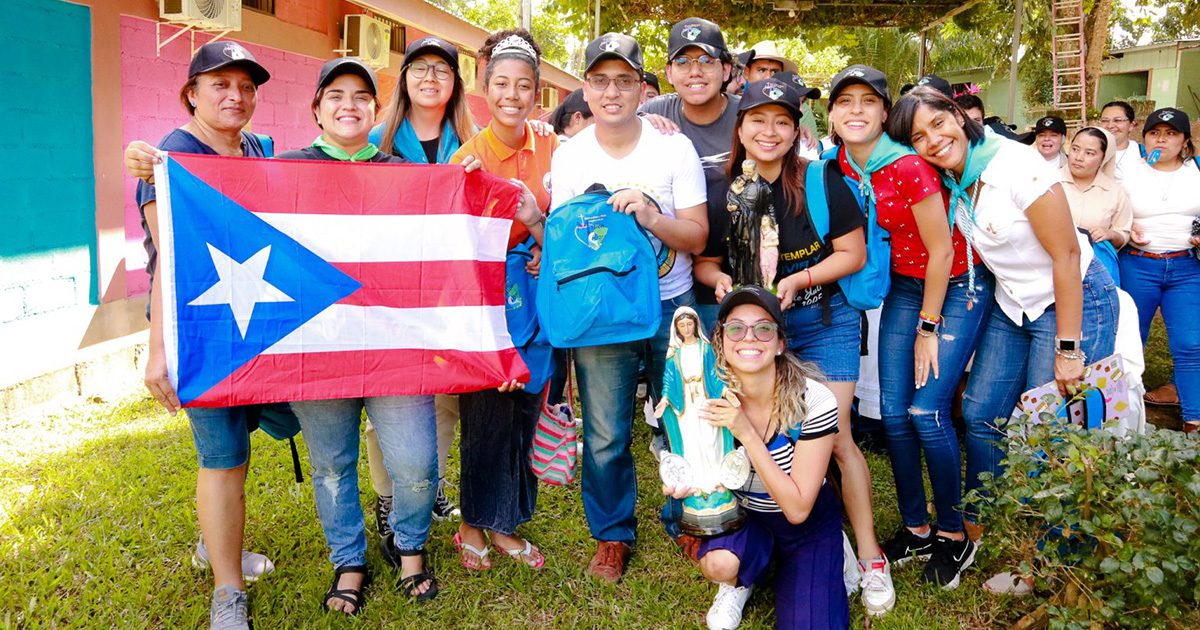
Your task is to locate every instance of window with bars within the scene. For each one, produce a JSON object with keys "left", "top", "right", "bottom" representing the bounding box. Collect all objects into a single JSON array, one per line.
[{"left": 242, "top": 0, "right": 275, "bottom": 14}]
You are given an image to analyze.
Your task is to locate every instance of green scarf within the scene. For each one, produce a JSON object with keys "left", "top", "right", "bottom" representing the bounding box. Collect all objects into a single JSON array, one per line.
[
  {"left": 313, "top": 136, "right": 380, "bottom": 162},
  {"left": 842, "top": 133, "right": 916, "bottom": 205},
  {"left": 937, "top": 127, "right": 1005, "bottom": 305}
]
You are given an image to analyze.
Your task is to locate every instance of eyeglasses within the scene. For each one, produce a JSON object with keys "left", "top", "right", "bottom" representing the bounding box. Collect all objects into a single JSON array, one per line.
[
  {"left": 585, "top": 74, "right": 642, "bottom": 92},
  {"left": 670, "top": 54, "right": 719, "bottom": 70},
  {"left": 722, "top": 320, "right": 779, "bottom": 342},
  {"left": 407, "top": 61, "right": 454, "bottom": 81},
  {"left": 1098, "top": 117, "right": 1129, "bottom": 124}
]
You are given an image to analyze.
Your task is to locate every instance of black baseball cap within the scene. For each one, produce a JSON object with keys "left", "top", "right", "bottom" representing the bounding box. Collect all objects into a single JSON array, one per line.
[
  {"left": 739, "top": 78, "right": 803, "bottom": 120},
  {"left": 774, "top": 71, "right": 821, "bottom": 100},
  {"left": 900, "top": 74, "right": 952, "bottom": 98},
  {"left": 735, "top": 50, "right": 755, "bottom": 68},
  {"left": 828, "top": 64, "right": 891, "bottom": 107},
  {"left": 642, "top": 71, "right": 660, "bottom": 92},
  {"left": 404, "top": 36, "right": 459, "bottom": 68},
  {"left": 667, "top": 18, "right": 727, "bottom": 60},
  {"left": 584, "top": 33, "right": 643, "bottom": 73},
  {"left": 1034, "top": 115, "right": 1068, "bottom": 136},
  {"left": 189, "top": 41, "right": 270, "bottom": 85},
  {"left": 718, "top": 285, "right": 785, "bottom": 327},
  {"left": 1143, "top": 107, "right": 1192, "bottom": 137},
  {"left": 316, "top": 57, "right": 378, "bottom": 95}
]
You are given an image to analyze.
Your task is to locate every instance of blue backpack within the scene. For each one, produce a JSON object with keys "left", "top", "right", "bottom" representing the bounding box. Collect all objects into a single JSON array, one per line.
[
  {"left": 505, "top": 239, "right": 554, "bottom": 393},
  {"left": 805, "top": 159, "right": 892, "bottom": 311},
  {"left": 537, "top": 190, "right": 662, "bottom": 347}
]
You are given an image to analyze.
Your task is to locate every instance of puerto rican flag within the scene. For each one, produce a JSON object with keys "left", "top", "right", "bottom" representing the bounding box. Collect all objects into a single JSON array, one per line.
[{"left": 153, "top": 153, "right": 529, "bottom": 407}]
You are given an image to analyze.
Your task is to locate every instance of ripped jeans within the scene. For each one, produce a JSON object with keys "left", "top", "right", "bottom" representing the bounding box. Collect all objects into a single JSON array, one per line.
[
  {"left": 292, "top": 396, "right": 438, "bottom": 568},
  {"left": 878, "top": 266, "right": 992, "bottom": 533}
]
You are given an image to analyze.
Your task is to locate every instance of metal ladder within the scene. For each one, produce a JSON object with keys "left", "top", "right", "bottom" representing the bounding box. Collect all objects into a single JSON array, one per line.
[{"left": 1050, "top": 0, "right": 1087, "bottom": 126}]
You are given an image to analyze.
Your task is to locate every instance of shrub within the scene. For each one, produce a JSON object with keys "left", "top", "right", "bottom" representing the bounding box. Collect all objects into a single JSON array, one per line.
[{"left": 970, "top": 417, "right": 1200, "bottom": 628}]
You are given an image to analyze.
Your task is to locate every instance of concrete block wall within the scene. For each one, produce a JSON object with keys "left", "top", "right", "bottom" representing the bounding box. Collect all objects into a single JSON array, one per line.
[{"left": 120, "top": 16, "right": 327, "bottom": 294}]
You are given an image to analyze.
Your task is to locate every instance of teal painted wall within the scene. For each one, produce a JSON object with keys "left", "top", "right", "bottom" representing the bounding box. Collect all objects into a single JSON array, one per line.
[
  {"left": 1098, "top": 72, "right": 1149, "bottom": 106},
  {"left": 0, "top": 0, "right": 97, "bottom": 320},
  {"left": 1175, "top": 49, "right": 1200, "bottom": 118}
]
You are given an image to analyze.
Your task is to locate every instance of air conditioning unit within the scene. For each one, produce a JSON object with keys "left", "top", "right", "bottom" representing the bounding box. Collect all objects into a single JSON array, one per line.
[
  {"left": 344, "top": 15, "right": 391, "bottom": 69},
  {"left": 540, "top": 87, "right": 560, "bottom": 110},
  {"left": 160, "top": 0, "right": 241, "bottom": 31},
  {"left": 459, "top": 53, "right": 477, "bottom": 91}
]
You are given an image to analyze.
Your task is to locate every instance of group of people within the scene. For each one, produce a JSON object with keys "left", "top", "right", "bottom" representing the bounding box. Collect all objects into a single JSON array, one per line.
[{"left": 124, "top": 14, "right": 1198, "bottom": 630}]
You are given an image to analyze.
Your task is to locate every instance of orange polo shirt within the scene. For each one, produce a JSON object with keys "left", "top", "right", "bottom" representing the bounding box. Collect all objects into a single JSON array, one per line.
[{"left": 451, "top": 121, "right": 557, "bottom": 250}]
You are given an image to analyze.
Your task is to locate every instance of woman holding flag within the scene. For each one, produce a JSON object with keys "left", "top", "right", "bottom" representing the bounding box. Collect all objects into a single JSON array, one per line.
[
  {"left": 886, "top": 88, "right": 1118, "bottom": 586},
  {"left": 826, "top": 66, "right": 991, "bottom": 591}
]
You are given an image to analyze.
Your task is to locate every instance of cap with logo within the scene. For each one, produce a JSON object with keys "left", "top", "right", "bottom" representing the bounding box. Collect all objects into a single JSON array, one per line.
[
  {"left": 1035, "top": 116, "right": 1067, "bottom": 136},
  {"left": 403, "top": 36, "right": 459, "bottom": 69},
  {"left": 584, "top": 32, "right": 643, "bottom": 73},
  {"left": 828, "top": 64, "right": 891, "bottom": 107},
  {"left": 1143, "top": 107, "right": 1192, "bottom": 137},
  {"left": 773, "top": 70, "right": 820, "bottom": 101},
  {"left": 718, "top": 285, "right": 786, "bottom": 327},
  {"left": 738, "top": 78, "right": 804, "bottom": 119},
  {"left": 668, "top": 18, "right": 728, "bottom": 61},
  {"left": 900, "top": 74, "right": 952, "bottom": 98},
  {"left": 189, "top": 41, "right": 270, "bottom": 85},
  {"left": 316, "top": 57, "right": 378, "bottom": 96},
  {"left": 747, "top": 40, "right": 798, "bottom": 73}
]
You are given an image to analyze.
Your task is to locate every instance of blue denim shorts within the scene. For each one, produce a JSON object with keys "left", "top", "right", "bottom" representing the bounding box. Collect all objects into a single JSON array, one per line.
[
  {"left": 782, "top": 293, "right": 862, "bottom": 382},
  {"left": 185, "top": 405, "right": 257, "bottom": 469}
]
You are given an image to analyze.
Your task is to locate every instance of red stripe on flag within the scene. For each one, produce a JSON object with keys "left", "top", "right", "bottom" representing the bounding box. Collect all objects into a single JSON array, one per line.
[
  {"left": 187, "top": 348, "right": 531, "bottom": 407},
  {"left": 333, "top": 261, "right": 506, "bottom": 308},
  {"left": 168, "top": 153, "right": 521, "bottom": 219}
]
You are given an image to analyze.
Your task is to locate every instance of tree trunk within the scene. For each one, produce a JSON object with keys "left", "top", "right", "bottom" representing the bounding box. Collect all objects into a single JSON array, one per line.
[{"left": 1083, "top": 0, "right": 1116, "bottom": 110}]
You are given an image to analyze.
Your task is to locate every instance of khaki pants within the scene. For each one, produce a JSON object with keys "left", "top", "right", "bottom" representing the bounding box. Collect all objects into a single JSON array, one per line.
[{"left": 365, "top": 394, "right": 459, "bottom": 496}]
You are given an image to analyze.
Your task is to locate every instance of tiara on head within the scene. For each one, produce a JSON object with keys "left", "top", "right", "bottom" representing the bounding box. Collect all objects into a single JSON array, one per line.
[{"left": 492, "top": 34, "right": 539, "bottom": 64}]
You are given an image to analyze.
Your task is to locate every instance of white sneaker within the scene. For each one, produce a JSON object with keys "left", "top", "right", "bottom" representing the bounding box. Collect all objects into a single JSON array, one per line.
[
  {"left": 706, "top": 582, "right": 753, "bottom": 630},
  {"left": 841, "top": 531, "right": 861, "bottom": 596},
  {"left": 193, "top": 536, "right": 275, "bottom": 582},
  {"left": 859, "top": 555, "right": 896, "bottom": 616}
]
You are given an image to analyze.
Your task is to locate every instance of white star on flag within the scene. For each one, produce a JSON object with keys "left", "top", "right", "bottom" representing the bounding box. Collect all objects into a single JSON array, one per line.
[{"left": 188, "top": 243, "right": 294, "bottom": 338}]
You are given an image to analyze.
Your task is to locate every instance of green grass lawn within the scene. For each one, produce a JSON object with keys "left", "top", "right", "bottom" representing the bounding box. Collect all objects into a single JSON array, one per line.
[{"left": 1, "top": 395, "right": 1043, "bottom": 630}]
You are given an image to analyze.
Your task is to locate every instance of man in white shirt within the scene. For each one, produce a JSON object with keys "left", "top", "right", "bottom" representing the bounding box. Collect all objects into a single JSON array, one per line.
[
  {"left": 1098, "top": 100, "right": 1143, "bottom": 181},
  {"left": 550, "top": 32, "right": 708, "bottom": 583}
]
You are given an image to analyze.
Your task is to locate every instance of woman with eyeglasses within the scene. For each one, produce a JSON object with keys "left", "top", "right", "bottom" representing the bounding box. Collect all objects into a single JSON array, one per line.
[
  {"left": 366, "top": 36, "right": 476, "bottom": 532},
  {"left": 666, "top": 285, "right": 848, "bottom": 630}
]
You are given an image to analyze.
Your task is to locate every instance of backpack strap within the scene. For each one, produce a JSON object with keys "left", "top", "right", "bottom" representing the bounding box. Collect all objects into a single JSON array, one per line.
[
  {"left": 805, "top": 160, "right": 831, "bottom": 244},
  {"left": 1137, "top": 142, "right": 1147, "bottom": 159},
  {"left": 254, "top": 133, "right": 275, "bottom": 158},
  {"left": 288, "top": 437, "right": 304, "bottom": 483}
]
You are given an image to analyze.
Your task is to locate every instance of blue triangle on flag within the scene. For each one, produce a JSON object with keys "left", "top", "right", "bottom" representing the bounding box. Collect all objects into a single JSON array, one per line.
[{"left": 166, "top": 155, "right": 362, "bottom": 405}]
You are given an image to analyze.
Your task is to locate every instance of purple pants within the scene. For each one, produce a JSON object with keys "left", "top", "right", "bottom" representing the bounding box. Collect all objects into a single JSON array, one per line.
[{"left": 698, "top": 483, "right": 849, "bottom": 630}]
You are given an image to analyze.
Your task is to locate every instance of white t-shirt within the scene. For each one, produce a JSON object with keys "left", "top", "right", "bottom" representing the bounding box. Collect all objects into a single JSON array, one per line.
[
  {"left": 1120, "top": 157, "right": 1200, "bottom": 253},
  {"left": 550, "top": 118, "right": 707, "bottom": 299},
  {"left": 966, "top": 139, "right": 1093, "bottom": 324},
  {"left": 1112, "top": 144, "right": 1144, "bottom": 182},
  {"left": 1043, "top": 152, "right": 1065, "bottom": 169}
]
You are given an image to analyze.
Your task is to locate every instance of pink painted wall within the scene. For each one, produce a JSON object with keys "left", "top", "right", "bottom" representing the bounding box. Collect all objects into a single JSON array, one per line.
[{"left": 120, "top": 16, "right": 325, "bottom": 295}]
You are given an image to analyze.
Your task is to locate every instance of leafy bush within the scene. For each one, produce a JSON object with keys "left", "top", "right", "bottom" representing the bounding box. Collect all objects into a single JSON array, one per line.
[{"left": 970, "top": 417, "right": 1200, "bottom": 628}]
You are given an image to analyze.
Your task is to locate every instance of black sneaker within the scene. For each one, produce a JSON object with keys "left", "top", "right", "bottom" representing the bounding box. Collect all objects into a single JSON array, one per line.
[
  {"left": 921, "top": 535, "right": 977, "bottom": 590},
  {"left": 375, "top": 494, "right": 394, "bottom": 538},
  {"left": 881, "top": 526, "right": 934, "bottom": 567},
  {"left": 432, "top": 478, "right": 460, "bottom": 521}
]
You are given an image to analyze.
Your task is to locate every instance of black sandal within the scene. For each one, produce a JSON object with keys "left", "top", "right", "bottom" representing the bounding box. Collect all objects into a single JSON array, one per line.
[
  {"left": 396, "top": 550, "right": 439, "bottom": 603},
  {"left": 322, "top": 564, "right": 370, "bottom": 616}
]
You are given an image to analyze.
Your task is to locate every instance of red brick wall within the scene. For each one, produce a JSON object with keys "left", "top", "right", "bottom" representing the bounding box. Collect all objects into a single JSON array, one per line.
[{"left": 275, "top": 0, "right": 330, "bottom": 34}]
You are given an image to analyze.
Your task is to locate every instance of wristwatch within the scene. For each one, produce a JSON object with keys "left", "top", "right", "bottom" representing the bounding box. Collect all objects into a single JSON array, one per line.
[
  {"left": 917, "top": 319, "right": 939, "bottom": 335},
  {"left": 1055, "top": 337, "right": 1079, "bottom": 352}
]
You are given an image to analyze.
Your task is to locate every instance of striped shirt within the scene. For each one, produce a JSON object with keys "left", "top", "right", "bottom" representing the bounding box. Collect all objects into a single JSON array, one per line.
[{"left": 736, "top": 378, "right": 839, "bottom": 513}]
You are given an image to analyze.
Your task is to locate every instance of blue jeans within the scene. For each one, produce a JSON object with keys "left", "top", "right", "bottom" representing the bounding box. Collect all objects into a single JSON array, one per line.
[
  {"left": 962, "top": 260, "right": 1118, "bottom": 519},
  {"left": 186, "top": 403, "right": 294, "bottom": 469},
  {"left": 576, "top": 290, "right": 693, "bottom": 543},
  {"left": 291, "top": 395, "right": 438, "bottom": 567},
  {"left": 458, "top": 388, "right": 540, "bottom": 535},
  {"left": 782, "top": 292, "right": 862, "bottom": 382},
  {"left": 1119, "top": 250, "right": 1200, "bottom": 421},
  {"left": 879, "top": 267, "right": 991, "bottom": 533}
]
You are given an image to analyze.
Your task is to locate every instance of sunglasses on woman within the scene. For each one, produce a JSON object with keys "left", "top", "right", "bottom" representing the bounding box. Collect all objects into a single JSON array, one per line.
[{"left": 722, "top": 320, "right": 780, "bottom": 342}]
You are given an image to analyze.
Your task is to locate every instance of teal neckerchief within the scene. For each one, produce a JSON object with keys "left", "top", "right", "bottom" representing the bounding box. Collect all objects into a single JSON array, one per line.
[
  {"left": 312, "top": 136, "right": 380, "bottom": 162},
  {"left": 841, "top": 133, "right": 916, "bottom": 206},
  {"left": 368, "top": 118, "right": 461, "bottom": 164},
  {"left": 937, "top": 127, "right": 1005, "bottom": 305}
]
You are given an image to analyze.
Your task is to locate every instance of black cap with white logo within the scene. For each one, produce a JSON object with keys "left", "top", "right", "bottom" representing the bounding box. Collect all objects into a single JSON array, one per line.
[
  {"left": 1035, "top": 115, "right": 1067, "bottom": 136},
  {"left": 738, "top": 78, "right": 804, "bottom": 119},
  {"left": 189, "top": 41, "right": 270, "bottom": 85},
  {"left": 773, "top": 70, "right": 820, "bottom": 101},
  {"left": 667, "top": 18, "right": 727, "bottom": 60},
  {"left": 1143, "top": 107, "right": 1191, "bottom": 137},
  {"left": 584, "top": 33, "right": 643, "bottom": 73},
  {"left": 718, "top": 285, "right": 786, "bottom": 327},
  {"left": 828, "top": 64, "right": 891, "bottom": 107},
  {"left": 900, "top": 74, "right": 952, "bottom": 98},
  {"left": 404, "top": 36, "right": 459, "bottom": 69},
  {"left": 316, "top": 57, "right": 378, "bottom": 96}
]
